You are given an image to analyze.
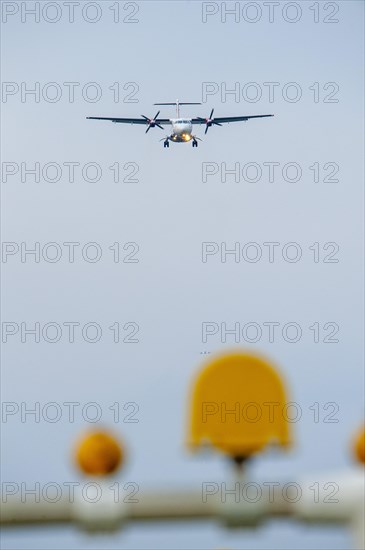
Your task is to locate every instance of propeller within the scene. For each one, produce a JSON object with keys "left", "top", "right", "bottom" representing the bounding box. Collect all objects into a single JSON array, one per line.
[
  {"left": 141, "top": 111, "right": 163, "bottom": 133},
  {"left": 197, "top": 108, "right": 222, "bottom": 134}
]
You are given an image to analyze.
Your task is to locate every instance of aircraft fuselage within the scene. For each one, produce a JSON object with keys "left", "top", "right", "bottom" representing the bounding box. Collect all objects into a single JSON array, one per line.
[{"left": 169, "top": 119, "right": 193, "bottom": 142}]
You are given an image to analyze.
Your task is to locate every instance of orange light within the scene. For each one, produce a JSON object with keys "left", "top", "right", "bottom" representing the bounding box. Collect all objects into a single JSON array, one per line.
[
  {"left": 75, "top": 430, "right": 124, "bottom": 475},
  {"left": 353, "top": 426, "right": 365, "bottom": 465}
]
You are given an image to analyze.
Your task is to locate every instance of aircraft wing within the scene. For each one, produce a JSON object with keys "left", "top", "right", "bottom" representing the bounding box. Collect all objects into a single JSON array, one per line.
[
  {"left": 191, "top": 114, "right": 273, "bottom": 124},
  {"left": 87, "top": 117, "right": 171, "bottom": 125}
]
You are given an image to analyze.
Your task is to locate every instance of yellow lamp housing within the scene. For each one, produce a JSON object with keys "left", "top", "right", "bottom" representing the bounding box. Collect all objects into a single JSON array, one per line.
[{"left": 188, "top": 351, "right": 292, "bottom": 460}]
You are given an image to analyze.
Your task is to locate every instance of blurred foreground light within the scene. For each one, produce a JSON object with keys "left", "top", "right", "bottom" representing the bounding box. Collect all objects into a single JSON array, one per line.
[
  {"left": 353, "top": 426, "right": 365, "bottom": 465},
  {"left": 75, "top": 430, "right": 124, "bottom": 475},
  {"left": 188, "top": 350, "right": 291, "bottom": 461}
]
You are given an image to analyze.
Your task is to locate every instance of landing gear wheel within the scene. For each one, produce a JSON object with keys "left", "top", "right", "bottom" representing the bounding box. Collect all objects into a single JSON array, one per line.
[
  {"left": 192, "top": 140, "right": 198, "bottom": 148},
  {"left": 164, "top": 141, "right": 169, "bottom": 148}
]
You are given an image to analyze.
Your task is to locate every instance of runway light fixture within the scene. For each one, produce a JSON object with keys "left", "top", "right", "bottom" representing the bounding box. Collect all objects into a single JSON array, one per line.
[
  {"left": 188, "top": 350, "right": 291, "bottom": 464},
  {"left": 353, "top": 426, "right": 365, "bottom": 465},
  {"left": 75, "top": 430, "right": 124, "bottom": 476}
]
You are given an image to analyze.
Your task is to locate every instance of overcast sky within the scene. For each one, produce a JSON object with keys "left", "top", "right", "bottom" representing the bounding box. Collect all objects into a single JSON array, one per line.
[{"left": 1, "top": 1, "right": 364, "bottom": 549}]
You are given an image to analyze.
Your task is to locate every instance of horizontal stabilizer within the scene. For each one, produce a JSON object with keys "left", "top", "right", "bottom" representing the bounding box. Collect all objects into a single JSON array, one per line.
[{"left": 154, "top": 102, "right": 202, "bottom": 106}]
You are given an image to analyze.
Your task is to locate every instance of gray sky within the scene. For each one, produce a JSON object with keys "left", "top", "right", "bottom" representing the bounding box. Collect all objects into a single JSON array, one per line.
[{"left": 1, "top": 1, "right": 364, "bottom": 548}]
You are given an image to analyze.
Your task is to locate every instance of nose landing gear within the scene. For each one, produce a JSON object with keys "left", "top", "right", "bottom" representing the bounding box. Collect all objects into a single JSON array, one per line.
[{"left": 162, "top": 138, "right": 169, "bottom": 148}]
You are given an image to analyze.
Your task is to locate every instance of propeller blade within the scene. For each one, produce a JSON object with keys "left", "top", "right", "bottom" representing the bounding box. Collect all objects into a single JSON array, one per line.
[
  {"left": 210, "top": 108, "right": 214, "bottom": 119},
  {"left": 142, "top": 112, "right": 162, "bottom": 132},
  {"left": 205, "top": 126, "right": 209, "bottom": 134},
  {"left": 213, "top": 121, "right": 222, "bottom": 126}
]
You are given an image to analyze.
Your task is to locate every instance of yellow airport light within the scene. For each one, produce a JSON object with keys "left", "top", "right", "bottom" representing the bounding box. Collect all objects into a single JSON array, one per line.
[
  {"left": 353, "top": 427, "right": 365, "bottom": 465},
  {"left": 188, "top": 351, "right": 291, "bottom": 460},
  {"left": 75, "top": 430, "right": 124, "bottom": 476}
]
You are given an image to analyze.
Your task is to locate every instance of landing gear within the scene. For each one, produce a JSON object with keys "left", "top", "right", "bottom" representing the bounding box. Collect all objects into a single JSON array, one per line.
[
  {"left": 192, "top": 139, "right": 198, "bottom": 148},
  {"left": 163, "top": 139, "right": 169, "bottom": 148}
]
